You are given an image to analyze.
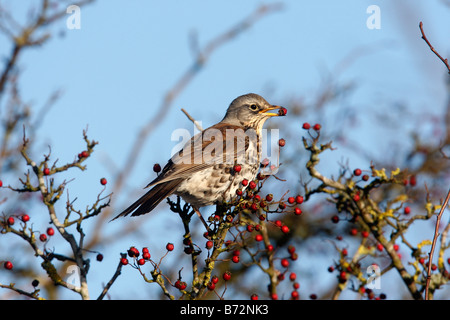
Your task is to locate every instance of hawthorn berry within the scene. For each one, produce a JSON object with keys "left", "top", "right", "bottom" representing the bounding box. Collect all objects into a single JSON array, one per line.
[
  {"left": 7, "top": 216, "right": 14, "bottom": 225},
  {"left": 353, "top": 168, "right": 362, "bottom": 176},
  {"left": 281, "top": 225, "right": 290, "bottom": 234},
  {"left": 278, "top": 138, "right": 286, "bottom": 147},
  {"left": 291, "top": 290, "right": 299, "bottom": 299},
  {"left": 43, "top": 167, "right": 50, "bottom": 176},
  {"left": 393, "top": 244, "right": 400, "bottom": 251},
  {"left": 265, "top": 194, "right": 273, "bottom": 202},
  {"left": 21, "top": 214, "right": 30, "bottom": 222},
  {"left": 293, "top": 282, "right": 300, "bottom": 290},
  {"left": 0, "top": 180, "right": 3, "bottom": 187},
  {"left": 250, "top": 294, "right": 259, "bottom": 300},
  {"left": 96, "top": 253, "right": 104, "bottom": 262},
  {"left": 287, "top": 245, "right": 296, "bottom": 254},
  {"left": 404, "top": 206, "right": 411, "bottom": 214},
  {"left": 207, "top": 282, "right": 215, "bottom": 291},
  {"left": 278, "top": 107, "right": 287, "bottom": 116},
  {"left": 39, "top": 234, "right": 47, "bottom": 242},
  {"left": 289, "top": 272, "right": 297, "bottom": 281},
  {"left": 166, "top": 243, "right": 174, "bottom": 251},
  {"left": 294, "top": 207, "right": 302, "bottom": 215},
  {"left": 137, "top": 258, "right": 145, "bottom": 266},
  {"left": 278, "top": 202, "right": 286, "bottom": 210},
  {"left": 350, "top": 228, "right": 358, "bottom": 236},
  {"left": 246, "top": 224, "right": 254, "bottom": 232},
  {"left": 267, "top": 244, "right": 274, "bottom": 252},
  {"left": 287, "top": 196, "right": 295, "bottom": 204},
  {"left": 120, "top": 257, "right": 129, "bottom": 265},
  {"left": 255, "top": 234, "right": 263, "bottom": 242},
  {"left": 331, "top": 215, "right": 339, "bottom": 223},
  {"left": 205, "top": 240, "right": 213, "bottom": 250},
  {"left": 47, "top": 227, "right": 55, "bottom": 236},
  {"left": 232, "top": 256, "right": 240, "bottom": 263},
  {"left": 248, "top": 181, "right": 257, "bottom": 189},
  {"left": 271, "top": 293, "right": 278, "bottom": 300},
  {"left": 143, "top": 252, "right": 151, "bottom": 260},
  {"left": 302, "top": 122, "right": 311, "bottom": 130},
  {"left": 241, "top": 179, "right": 248, "bottom": 186},
  {"left": 233, "top": 164, "right": 242, "bottom": 173},
  {"left": 362, "top": 174, "right": 370, "bottom": 181},
  {"left": 4, "top": 261, "right": 13, "bottom": 270},
  {"left": 175, "top": 280, "right": 187, "bottom": 290},
  {"left": 100, "top": 178, "right": 107, "bottom": 185},
  {"left": 361, "top": 230, "right": 369, "bottom": 238},
  {"left": 127, "top": 247, "right": 139, "bottom": 258},
  {"left": 236, "top": 188, "right": 243, "bottom": 196},
  {"left": 376, "top": 243, "right": 384, "bottom": 252},
  {"left": 353, "top": 194, "right": 360, "bottom": 202},
  {"left": 295, "top": 195, "right": 304, "bottom": 204},
  {"left": 212, "top": 275, "right": 219, "bottom": 284},
  {"left": 313, "top": 123, "right": 321, "bottom": 131},
  {"left": 223, "top": 271, "right": 232, "bottom": 281},
  {"left": 281, "top": 259, "right": 290, "bottom": 268},
  {"left": 153, "top": 163, "right": 161, "bottom": 173}
]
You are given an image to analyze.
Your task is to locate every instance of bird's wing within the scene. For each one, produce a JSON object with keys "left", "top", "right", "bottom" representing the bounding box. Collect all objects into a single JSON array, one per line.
[{"left": 145, "top": 123, "right": 252, "bottom": 188}]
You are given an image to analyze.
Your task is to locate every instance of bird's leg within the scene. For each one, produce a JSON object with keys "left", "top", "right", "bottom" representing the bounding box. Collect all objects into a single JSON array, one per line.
[{"left": 192, "top": 206, "right": 212, "bottom": 234}]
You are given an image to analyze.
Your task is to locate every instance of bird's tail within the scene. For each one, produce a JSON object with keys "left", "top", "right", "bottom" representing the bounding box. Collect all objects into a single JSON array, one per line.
[{"left": 110, "top": 179, "right": 182, "bottom": 221}]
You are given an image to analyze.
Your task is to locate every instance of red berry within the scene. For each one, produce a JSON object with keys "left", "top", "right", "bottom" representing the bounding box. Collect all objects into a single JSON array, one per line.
[
  {"left": 265, "top": 194, "right": 273, "bottom": 202},
  {"left": 39, "top": 234, "right": 47, "bottom": 242},
  {"left": 7, "top": 216, "right": 14, "bottom": 225},
  {"left": 291, "top": 290, "right": 299, "bottom": 299},
  {"left": 137, "top": 258, "right": 145, "bottom": 266},
  {"left": 205, "top": 240, "right": 213, "bottom": 250},
  {"left": 342, "top": 248, "right": 348, "bottom": 256},
  {"left": 302, "top": 122, "right": 311, "bottom": 130},
  {"left": 287, "top": 196, "right": 295, "bottom": 204},
  {"left": 100, "top": 178, "right": 107, "bottom": 185},
  {"left": 250, "top": 294, "right": 259, "bottom": 300},
  {"left": 278, "top": 138, "right": 286, "bottom": 147},
  {"left": 361, "top": 230, "right": 369, "bottom": 238},
  {"left": 4, "top": 261, "right": 13, "bottom": 270},
  {"left": 255, "top": 234, "right": 263, "bottom": 242},
  {"left": 353, "top": 194, "right": 360, "bottom": 201},
  {"left": 232, "top": 256, "right": 240, "bottom": 263},
  {"left": 0, "top": 180, "right": 3, "bottom": 187},
  {"left": 248, "top": 181, "right": 257, "bottom": 189},
  {"left": 153, "top": 163, "right": 161, "bottom": 173},
  {"left": 207, "top": 282, "right": 215, "bottom": 291},
  {"left": 21, "top": 214, "right": 30, "bottom": 222},
  {"left": 278, "top": 202, "right": 286, "bottom": 210},
  {"left": 246, "top": 224, "right": 254, "bottom": 232},
  {"left": 353, "top": 168, "right": 362, "bottom": 176},
  {"left": 43, "top": 167, "right": 50, "bottom": 176},
  {"left": 236, "top": 188, "right": 243, "bottom": 196},
  {"left": 120, "top": 257, "right": 129, "bottom": 265},
  {"left": 339, "top": 271, "right": 347, "bottom": 280},
  {"left": 350, "top": 228, "right": 358, "bottom": 236},
  {"left": 376, "top": 243, "right": 384, "bottom": 252},
  {"left": 288, "top": 245, "right": 296, "bottom": 254},
  {"left": 295, "top": 195, "right": 304, "bottom": 204},
  {"left": 271, "top": 293, "right": 278, "bottom": 300},
  {"left": 127, "top": 247, "right": 139, "bottom": 257},
  {"left": 241, "top": 179, "right": 248, "bottom": 186},
  {"left": 294, "top": 207, "right": 302, "bottom": 215},
  {"left": 278, "top": 107, "right": 287, "bottom": 116},
  {"left": 404, "top": 206, "right": 411, "bottom": 214},
  {"left": 233, "top": 164, "right": 242, "bottom": 173},
  {"left": 289, "top": 272, "right": 297, "bottom": 281},
  {"left": 223, "top": 271, "right": 232, "bottom": 281},
  {"left": 393, "top": 244, "right": 400, "bottom": 251},
  {"left": 313, "top": 123, "right": 321, "bottom": 131},
  {"left": 275, "top": 220, "right": 282, "bottom": 227},
  {"left": 281, "top": 225, "right": 290, "bottom": 234},
  {"left": 46, "top": 227, "right": 55, "bottom": 236},
  {"left": 267, "top": 244, "right": 274, "bottom": 252},
  {"left": 409, "top": 175, "right": 417, "bottom": 186},
  {"left": 142, "top": 247, "right": 149, "bottom": 253},
  {"left": 293, "top": 282, "right": 300, "bottom": 290},
  {"left": 142, "top": 252, "right": 151, "bottom": 260},
  {"left": 362, "top": 174, "right": 369, "bottom": 181},
  {"left": 331, "top": 215, "right": 339, "bottom": 223},
  {"left": 96, "top": 254, "right": 103, "bottom": 262},
  {"left": 175, "top": 280, "right": 187, "bottom": 290},
  {"left": 166, "top": 243, "right": 174, "bottom": 251}
]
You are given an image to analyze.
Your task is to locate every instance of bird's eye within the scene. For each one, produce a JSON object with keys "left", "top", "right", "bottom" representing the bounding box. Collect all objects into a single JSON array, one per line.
[{"left": 249, "top": 104, "right": 258, "bottom": 111}]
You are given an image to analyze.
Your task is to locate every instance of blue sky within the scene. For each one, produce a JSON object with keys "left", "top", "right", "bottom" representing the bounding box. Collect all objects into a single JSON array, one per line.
[{"left": 1, "top": 0, "right": 449, "bottom": 299}]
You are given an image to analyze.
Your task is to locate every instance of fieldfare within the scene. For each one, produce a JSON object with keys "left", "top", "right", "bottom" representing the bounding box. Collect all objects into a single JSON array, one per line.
[{"left": 112, "top": 93, "right": 286, "bottom": 221}]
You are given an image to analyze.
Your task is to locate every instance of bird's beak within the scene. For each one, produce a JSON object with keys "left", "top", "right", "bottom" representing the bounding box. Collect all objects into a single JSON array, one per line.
[{"left": 259, "top": 105, "right": 287, "bottom": 117}]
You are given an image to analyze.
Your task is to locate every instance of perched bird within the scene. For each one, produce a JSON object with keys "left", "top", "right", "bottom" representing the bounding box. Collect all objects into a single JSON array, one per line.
[{"left": 112, "top": 93, "right": 286, "bottom": 222}]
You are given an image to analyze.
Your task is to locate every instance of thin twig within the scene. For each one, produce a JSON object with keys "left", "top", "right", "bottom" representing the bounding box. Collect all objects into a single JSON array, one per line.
[
  {"left": 419, "top": 21, "right": 450, "bottom": 74},
  {"left": 425, "top": 187, "right": 450, "bottom": 299}
]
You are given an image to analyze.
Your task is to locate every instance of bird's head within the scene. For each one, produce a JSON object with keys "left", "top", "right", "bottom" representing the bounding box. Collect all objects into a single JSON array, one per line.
[{"left": 221, "top": 93, "right": 286, "bottom": 130}]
